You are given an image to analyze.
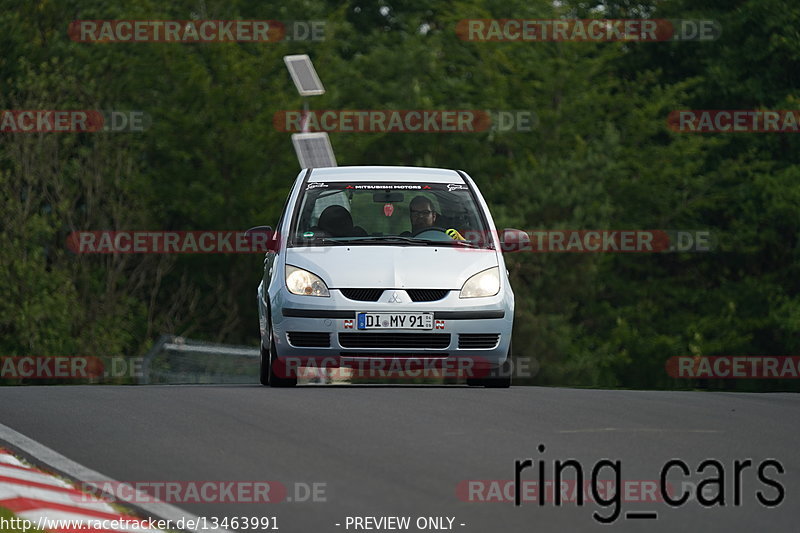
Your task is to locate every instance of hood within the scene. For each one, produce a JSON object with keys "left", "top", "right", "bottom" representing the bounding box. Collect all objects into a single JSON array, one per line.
[{"left": 285, "top": 245, "right": 498, "bottom": 290}]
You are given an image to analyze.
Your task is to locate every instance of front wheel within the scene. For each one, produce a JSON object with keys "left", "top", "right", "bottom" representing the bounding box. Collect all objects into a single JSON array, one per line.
[
  {"left": 483, "top": 358, "right": 512, "bottom": 388},
  {"left": 259, "top": 341, "right": 270, "bottom": 386},
  {"left": 260, "top": 335, "right": 297, "bottom": 387},
  {"left": 467, "top": 343, "right": 512, "bottom": 388}
]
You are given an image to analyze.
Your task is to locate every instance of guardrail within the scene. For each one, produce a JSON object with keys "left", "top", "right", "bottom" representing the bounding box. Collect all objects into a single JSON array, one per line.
[{"left": 140, "top": 335, "right": 259, "bottom": 385}]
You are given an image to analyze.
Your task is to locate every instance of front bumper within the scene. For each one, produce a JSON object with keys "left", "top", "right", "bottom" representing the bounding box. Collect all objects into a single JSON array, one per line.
[{"left": 268, "top": 288, "right": 513, "bottom": 371}]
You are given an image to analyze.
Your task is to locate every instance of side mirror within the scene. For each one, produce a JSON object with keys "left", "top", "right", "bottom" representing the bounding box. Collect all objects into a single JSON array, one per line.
[
  {"left": 245, "top": 226, "right": 277, "bottom": 252},
  {"left": 500, "top": 228, "right": 530, "bottom": 253}
]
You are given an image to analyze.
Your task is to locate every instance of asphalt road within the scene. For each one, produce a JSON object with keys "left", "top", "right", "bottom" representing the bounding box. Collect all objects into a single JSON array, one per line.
[{"left": 1, "top": 385, "right": 798, "bottom": 532}]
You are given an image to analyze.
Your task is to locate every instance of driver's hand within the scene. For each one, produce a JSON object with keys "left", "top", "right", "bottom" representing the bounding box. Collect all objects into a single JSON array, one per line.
[{"left": 446, "top": 228, "right": 466, "bottom": 241}]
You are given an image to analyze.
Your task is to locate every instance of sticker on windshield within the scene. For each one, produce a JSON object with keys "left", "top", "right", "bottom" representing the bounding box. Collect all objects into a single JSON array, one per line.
[
  {"left": 318, "top": 183, "right": 465, "bottom": 191},
  {"left": 353, "top": 184, "right": 427, "bottom": 190},
  {"left": 306, "top": 182, "right": 329, "bottom": 190}
]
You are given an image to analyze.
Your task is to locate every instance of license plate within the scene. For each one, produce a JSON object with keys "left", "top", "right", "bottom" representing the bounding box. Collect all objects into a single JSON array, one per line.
[{"left": 357, "top": 313, "right": 433, "bottom": 330}]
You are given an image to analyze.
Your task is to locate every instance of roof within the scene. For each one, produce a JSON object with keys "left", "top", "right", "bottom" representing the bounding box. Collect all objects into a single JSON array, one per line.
[{"left": 307, "top": 166, "right": 464, "bottom": 184}]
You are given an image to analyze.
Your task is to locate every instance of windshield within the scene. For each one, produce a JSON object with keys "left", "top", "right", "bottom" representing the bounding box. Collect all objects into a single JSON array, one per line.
[{"left": 290, "top": 181, "right": 494, "bottom": 248}]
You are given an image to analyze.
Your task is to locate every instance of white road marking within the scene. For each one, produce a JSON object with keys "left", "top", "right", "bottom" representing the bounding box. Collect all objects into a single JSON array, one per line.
[
  {"left": 0, "top": 421, "right": 232, "bottom": 533},
  {"left": 556, "top": 428, "right": 722, "bottom": 434}
]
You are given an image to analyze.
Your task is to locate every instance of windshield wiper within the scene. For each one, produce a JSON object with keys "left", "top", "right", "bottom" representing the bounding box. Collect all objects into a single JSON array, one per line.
[
  {"left": 347, "top": 236, "right": 433, "bottom": 245},
  {"left": 298, "top": 235, "right": 488, "bottom": 248},
  {"left": 349, "top": 236, "right": 488, "bottom": 248},
  {"left": 431, "top": 239, "right": 485, "bottom": 249},
  {"left": 296, "top": 236, "right": 349, "bottom": 245}
]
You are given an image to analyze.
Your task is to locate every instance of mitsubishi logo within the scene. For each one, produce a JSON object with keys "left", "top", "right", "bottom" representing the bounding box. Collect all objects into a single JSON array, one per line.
[{"left": 388, "top": 292, "right": 402, "bottom": 303}]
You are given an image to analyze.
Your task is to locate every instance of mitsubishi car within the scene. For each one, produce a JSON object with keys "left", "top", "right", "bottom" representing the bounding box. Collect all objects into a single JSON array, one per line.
[{"left": 251, "top": 166, "right": 521, "bottom": 387}]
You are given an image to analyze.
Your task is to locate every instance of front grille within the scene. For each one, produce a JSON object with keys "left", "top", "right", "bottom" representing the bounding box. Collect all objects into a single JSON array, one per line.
[
  {"left": 340, "top": 353, "right": 449, "bottom": 358},
  {"left": 458, "top": 333, "right": 500, "bottom": 349},
  {"left": 341, "top": 288, "right": 383, "bottom": 301},
  {"left": 339, "top": 333, "right": 450, "bottom": 349},
  {"left": 340, "top": 289, "right": 449, "bottom": 302},
  {"left": 407, "top": 289, "right": 449, "bottom": 302},
  {"left": 287, "top": 332, "right": 331, "bottom": 347}
]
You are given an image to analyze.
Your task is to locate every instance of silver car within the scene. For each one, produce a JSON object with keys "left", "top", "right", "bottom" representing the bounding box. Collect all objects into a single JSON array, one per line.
[{"left": 252, "top": 166, "right": 520, "bottom": 387}]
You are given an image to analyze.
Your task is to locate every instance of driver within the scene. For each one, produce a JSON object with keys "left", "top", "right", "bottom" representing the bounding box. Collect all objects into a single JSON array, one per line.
[
  {"left": 409, "top": 196, "right": 438, "bottom": 233},
  {"left": 407, "top": 195, "right": 466, "bottom": 240}
]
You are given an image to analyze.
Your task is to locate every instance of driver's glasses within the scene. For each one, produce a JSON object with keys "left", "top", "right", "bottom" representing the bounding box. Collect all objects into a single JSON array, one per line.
[{"left": 410, "top": 209, "right": 434, "bottom": 217}]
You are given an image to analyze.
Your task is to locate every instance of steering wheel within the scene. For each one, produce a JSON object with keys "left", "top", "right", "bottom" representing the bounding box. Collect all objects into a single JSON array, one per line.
[{"left": 411, "top": 226, "right": 450, "bottom": 239}]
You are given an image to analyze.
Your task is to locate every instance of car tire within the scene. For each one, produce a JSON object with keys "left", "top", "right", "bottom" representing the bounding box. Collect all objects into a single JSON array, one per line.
[
  {"left": 467, "top": 343, "right": 512, "bottom": 388},
  {"left": 259, "top": 341, "right": 271, "bottom": 386},
  {"left": 260, "top": 307, "right": 297, "bottom": 387},
  {"left": 483, "top": 358, "right": 512, "bottom": 388},
  {"left": 259, "top": 301, "right": 271, "bottom": 386},
  {"left": 267, "top": 336, "right": 297, "bottom": 388}
]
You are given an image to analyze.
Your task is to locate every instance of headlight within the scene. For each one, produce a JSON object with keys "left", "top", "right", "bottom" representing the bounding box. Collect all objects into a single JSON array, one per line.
[
  {"left": 285, "top": 265, "right": 330, "bottom": 297},
  {"left": 460, "top": 267, "right": 500, "bottom": 298}
]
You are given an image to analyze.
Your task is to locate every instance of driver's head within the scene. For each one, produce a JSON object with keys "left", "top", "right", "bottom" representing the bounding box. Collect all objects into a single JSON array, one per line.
[{"left": 409, "top": 196, "right": 437, "bottom": 233}]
